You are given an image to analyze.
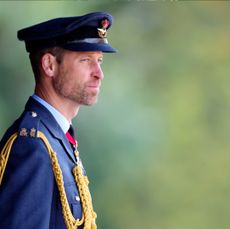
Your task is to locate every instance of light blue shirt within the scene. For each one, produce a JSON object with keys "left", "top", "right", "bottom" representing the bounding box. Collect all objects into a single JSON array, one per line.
[{"left": 32, "top": 94, "right": 70, "bottom": 134}]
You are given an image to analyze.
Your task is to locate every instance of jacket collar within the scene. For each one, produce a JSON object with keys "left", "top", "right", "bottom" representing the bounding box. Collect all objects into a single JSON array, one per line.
[{"left": 25, "top": 96, "right": 77, "bottom": 163}]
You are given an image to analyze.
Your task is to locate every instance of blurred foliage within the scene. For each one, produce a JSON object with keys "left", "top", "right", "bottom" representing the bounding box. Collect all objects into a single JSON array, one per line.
[{"left": 1, "top": 1, "right": 230, "bottom": 229}]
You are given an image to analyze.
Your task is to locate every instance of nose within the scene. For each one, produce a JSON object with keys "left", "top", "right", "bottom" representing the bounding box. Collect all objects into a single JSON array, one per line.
[{"left": 92, "top": 62, "right": 104, "bottom": 80}]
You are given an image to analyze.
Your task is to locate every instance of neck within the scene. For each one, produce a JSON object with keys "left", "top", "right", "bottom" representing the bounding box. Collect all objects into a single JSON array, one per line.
[{"left": 35, "top": 86, "right": 80, "bottom": 122}]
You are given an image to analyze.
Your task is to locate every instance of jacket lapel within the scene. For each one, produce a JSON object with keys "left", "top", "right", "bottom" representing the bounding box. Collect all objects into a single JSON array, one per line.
[{"left": 25, "top": 97, "right": 77, "bottom": 163}]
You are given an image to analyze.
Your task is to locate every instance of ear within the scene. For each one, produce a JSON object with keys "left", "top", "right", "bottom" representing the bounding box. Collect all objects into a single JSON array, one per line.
[{"left": 41, "top": 53, "right": 58, "bottom": 77}]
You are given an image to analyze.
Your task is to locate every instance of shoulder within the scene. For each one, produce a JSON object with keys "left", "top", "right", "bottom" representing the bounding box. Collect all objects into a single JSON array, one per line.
[
  {"left": 16, "top": 110, "right": 55, "bottom": 154},
  {"left": 18, "top": 110, "right": 41, "bottom": 138},
  {"left": 0, "top": 111, "right": 38, "bottom": 149},
  {"left": 0, "top": 110, "right": 47, "bottom": 151},
  {"left": 7, "top": 110, "right": 49, "bottom": 154}
]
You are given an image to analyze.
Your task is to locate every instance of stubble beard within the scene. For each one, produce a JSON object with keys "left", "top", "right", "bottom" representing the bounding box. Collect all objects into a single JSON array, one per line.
[{"left": 53, "top": 74, "right": 99, "bottom": 106}]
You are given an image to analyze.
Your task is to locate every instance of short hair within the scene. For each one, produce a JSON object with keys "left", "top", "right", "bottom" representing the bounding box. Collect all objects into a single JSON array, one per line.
[{"left": 29, "top": 46, "right": 65, "bottom": 82}]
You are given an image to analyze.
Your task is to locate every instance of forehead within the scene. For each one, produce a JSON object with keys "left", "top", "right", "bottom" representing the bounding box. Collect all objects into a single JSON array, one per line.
[{"left": 63, "top": 50, "right": 103, "bottom": 58}]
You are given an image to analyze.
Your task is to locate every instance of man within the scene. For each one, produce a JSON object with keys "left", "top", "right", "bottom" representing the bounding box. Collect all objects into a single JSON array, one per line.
[{"left": 0, "top": 12, "right": 116, "bottom": 229}]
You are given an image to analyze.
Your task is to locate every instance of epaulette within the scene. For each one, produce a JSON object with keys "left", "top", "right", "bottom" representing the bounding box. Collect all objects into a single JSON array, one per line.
[{"left": 18, "top": 111, "right": 40, "bottom": 138}]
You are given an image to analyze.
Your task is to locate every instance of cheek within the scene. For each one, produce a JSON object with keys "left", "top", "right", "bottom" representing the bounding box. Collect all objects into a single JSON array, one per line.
[
  {"left": 53, "top": 67, "right": 72, "bottom": 93},
  {"left": 60, "top": 66, "right": 77, "bottom": 86},
  {"left": 71, "top": 67, "right": 89, "bottom": 85},
  {"left": 64, "top": 72, "right": 86, "bottom": 93},
  {"left": 58, "top": 63, "right": 88, "bottom": 90}
]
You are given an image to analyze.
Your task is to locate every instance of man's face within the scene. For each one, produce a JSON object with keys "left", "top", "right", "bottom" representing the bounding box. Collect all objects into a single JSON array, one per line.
[{"left": 53, "top": 50, "right": 104, "bottom": 106}]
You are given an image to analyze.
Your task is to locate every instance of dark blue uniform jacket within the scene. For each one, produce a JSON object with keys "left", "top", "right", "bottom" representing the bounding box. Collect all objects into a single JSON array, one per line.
[{"left": 0, "top": 97, "right": 83, "bottom": 229}]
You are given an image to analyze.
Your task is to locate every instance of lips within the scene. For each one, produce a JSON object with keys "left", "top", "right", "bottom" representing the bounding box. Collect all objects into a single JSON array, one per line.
[
  {"left": 87, "top": 82, "right": 101, "bottom": 89},
  {"left": 87, "top": 84, "right": 101, "bottom": 94},
  {"left": 88, "top": 85, "right": 100, "bottom": 88}
]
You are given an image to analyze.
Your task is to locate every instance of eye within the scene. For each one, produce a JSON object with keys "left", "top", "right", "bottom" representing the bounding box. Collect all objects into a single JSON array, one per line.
[{"left": 98, "top": 57, "right": 103, "bottom": 64}]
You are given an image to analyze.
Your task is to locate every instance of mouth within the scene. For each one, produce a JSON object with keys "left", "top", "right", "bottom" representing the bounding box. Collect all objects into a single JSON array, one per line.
[
  {"left": 88, "top": 85, "right": 100, "bottom": 89},
  {"left": 87, "top": 82, "right": 101, "bottom": 90},
  {"left": 87, "top": 84, "right": 101, "bottom": 93},
  {"left": 88, "top": 85, "right": 100, "bottom": 88}
]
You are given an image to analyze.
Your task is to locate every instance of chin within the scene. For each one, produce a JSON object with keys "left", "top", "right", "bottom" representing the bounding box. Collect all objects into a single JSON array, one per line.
[{"left": 83, "top": 98, "right": 98, "bottom": 106}]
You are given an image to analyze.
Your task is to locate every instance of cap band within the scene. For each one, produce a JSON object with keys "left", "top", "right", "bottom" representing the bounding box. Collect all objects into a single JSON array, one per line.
[{"left": 67, "top": 38, "right": 108, "bottom": 45}]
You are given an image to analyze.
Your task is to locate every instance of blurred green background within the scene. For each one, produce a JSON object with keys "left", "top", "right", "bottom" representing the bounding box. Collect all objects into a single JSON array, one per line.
[{"left": 1, "top": 1, "right": 230, "bottom": 228}]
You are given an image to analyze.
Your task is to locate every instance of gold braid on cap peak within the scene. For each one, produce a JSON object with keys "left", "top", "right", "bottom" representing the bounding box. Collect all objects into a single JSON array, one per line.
[{"left": 0, "top": 131, "right": 97, "bottom": 229}]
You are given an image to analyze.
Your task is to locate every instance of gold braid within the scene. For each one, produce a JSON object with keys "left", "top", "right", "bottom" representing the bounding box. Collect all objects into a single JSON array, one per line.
[
  {"left": 0, "top": 131, "right": 97, "bottom": 229},
  {"left": 73, "top": 151, "right": 97, "bottom": 229},
  {"left": 0, "top": 133, "right": 18, "bottom": 185}
]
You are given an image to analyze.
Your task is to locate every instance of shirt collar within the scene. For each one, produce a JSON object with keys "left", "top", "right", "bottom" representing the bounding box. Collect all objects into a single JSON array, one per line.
[{"left": 32, "top": 94, "right": 70, "bottom": 133}]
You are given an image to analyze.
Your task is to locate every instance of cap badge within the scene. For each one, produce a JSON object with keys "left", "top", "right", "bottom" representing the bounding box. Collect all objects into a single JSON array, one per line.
[{"left": 97, "top": 19, "right": 110, "bottom": 38}]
